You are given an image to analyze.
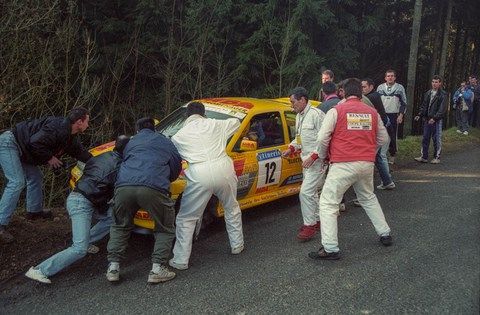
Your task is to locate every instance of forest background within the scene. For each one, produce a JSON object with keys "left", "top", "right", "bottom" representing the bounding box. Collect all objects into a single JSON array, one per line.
[{"left": 0, "top": 0, "right": 479, "bottom": 206}]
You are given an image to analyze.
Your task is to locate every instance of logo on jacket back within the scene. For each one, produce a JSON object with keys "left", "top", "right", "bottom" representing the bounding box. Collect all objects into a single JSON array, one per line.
[{"left": 346, "top": 113, "right": 372, "bottom": 130}]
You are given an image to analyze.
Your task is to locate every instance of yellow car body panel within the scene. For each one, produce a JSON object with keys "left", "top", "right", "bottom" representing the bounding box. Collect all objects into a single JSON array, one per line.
[{"left": 69, "top": 97, "right": 319, "bottom": 231}]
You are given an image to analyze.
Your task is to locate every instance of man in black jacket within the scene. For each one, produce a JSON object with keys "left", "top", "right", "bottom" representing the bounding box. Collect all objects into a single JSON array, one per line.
[
  {"left": 414, "top": 75, "right": 447, "bottom": 164},
  {"left": 0, "top": 108, "right": 92, "bottom": 243},
  {"left": 25, "top": 135, "right": 130, "bottom": 284}
]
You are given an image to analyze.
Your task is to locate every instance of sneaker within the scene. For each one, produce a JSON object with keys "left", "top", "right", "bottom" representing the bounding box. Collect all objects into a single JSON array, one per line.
[
  {"left": 430, "top": 158, "right": 441, "bottom": 164},
  {"left": 25, "top": 267, "right": 51, "bottom": 284},
  {"left": 168, "top": 259, "right": 189, "bottom": 270},
  {"left": 380, "top": 235, "right": 393, "bottom": 246},
  {"left": 314, "top": 221, "right": 320, "bottom": 231},
  {"left": 0, "top": 225, "right": 14, "bottom": 243},
  {"left": 414, "top": 157, "right": 428, "bottom": 163},
  {"left": 387, "top": 156, "right": 395, "bottom": 165},
  {"left": 377, "top": 182, "right": 396, "bottom": 190},
  {"left": 87, "top": 244, "right": 99, "bottom": 254},
  {"left": 231, "top": 244, "right": 244, "bottom": 255},
  {"left": 308, "top": 247, "right": 340, "bottom": 260},
  {"left": 463, "top": 131, "right": 469, "bottom": 135},
  {"left": 147, "top": 265, "right": 176, "bottom": 283},
  {"left": 456, "top": 129, "right": 462, "bottom": 133},
  {"left": 106, "top": 263, "right": 120, "bottom": 282},
  {"left": 339, "top": 203, "right": 346, "bottom": 212},
  {"left": 25, "top": 211, "right": 53, "bottom": 220},
  {"left": 297, "top": 224, "right": 317, "bottom": 241}
]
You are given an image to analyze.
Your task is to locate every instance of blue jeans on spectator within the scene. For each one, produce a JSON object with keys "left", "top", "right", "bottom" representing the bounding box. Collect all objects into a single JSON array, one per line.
[
  {"left": 455, "top": 109, "right": 470, "bottom": 132},
  {"left": 36, "top": 192, "right": 112, "bottom": 277},
  {"left": 375, "top": 140, "right": 393, "bottom": 186},
  {"left": 0, "top": 131, "right": 43, "bottom": 226},
  {"left": 421, "top": 119, "right": 443, "bottom": 160}
]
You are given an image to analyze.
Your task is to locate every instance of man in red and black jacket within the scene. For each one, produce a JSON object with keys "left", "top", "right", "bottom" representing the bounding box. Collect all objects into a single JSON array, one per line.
[{"left": 0, "top": 108, "right": 91, "bottom": 243}]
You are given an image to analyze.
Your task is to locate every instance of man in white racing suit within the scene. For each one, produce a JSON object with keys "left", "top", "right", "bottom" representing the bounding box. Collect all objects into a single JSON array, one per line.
[
  {"left": 169, "top": 102, "right": 244, "bottom": 270},
  {"left": 282, "top": 87, "right": 326, "bottom": 241}
]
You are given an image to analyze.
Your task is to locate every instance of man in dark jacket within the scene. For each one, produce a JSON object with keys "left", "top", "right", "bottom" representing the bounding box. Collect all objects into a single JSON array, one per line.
[
  {"left": 107, "top": 117, "right": 182, "bottom": 284},
  {"left": 320, "top": 81, "right": 340, "bottom": 113},
  {"left": 414, "top": 75, "right": 447, "bottom": 164},
  {"left": 362, "top": 78, "right": 395, "bottom": 190},
  {"left": 0, "top": 108, "right": 91, "bottom": 243},
  {"left": 25, "top": 135, "right": 130, "bottom": 284}
]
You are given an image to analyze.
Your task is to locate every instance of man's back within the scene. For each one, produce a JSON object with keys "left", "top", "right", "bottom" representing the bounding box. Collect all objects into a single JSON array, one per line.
[{"left": 172, "top": 115, "right": 240, "bottom": 164}]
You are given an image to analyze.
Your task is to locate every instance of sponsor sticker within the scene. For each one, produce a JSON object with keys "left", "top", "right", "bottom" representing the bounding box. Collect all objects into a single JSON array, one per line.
[{"left": 346, "top": 113, "right": 372, "bottom": 130}]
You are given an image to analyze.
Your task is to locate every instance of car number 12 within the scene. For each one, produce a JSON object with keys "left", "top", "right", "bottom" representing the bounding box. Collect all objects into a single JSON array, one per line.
[{"left": 256, "top": 150, "right": 282, "bottom": 188}]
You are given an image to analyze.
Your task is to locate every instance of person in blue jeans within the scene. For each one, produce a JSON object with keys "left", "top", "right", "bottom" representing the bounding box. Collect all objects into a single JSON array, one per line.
[
  {"left": 414, "top": 75, "right": 447, "bottom": 164},
  {"left": 0, "top": 108, "right": 92, "bottom": 243},
  {"left": 24, "top": 135, "right": 130, "bottom": 284}
]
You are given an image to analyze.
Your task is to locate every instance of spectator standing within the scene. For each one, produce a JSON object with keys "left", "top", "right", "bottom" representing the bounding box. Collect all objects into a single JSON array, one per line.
[
  {"left": 377, "top": 70, "right": 407, "bottom": 164},
  {"left": 0, "top": 108, "right": 91, "bottom": 243},
  {"left": 362, "top": 78, "right": 395, "bottom": 190},
  {"left": 414, "top": 75, "right": 447, "bottom": 164},
  {"left": 320, "top": 81, "right": 340, "bottom": 114},
  {"left": 169, "top": 102, "right": 244, "bottom": 270},
  {"left": 467, "top": 75, "right": 480, "bottom": 127},
  {"left": 318, "top": 69, "right": 335, "bottom": 101},
  {"left": 309, "top": 78, "right": 392, "bottom": 260},
  {"left": 282, "top": 87, "right": 326, "bottom": 242},
  {"left": 25, "top": 135, "right": 130, "bottom": 284},
  {"left": 453, "top": 81, "right": 474, "bottom": 135},
  {"left": 106, "top": 118, "right": 182, "bottom": 284}
]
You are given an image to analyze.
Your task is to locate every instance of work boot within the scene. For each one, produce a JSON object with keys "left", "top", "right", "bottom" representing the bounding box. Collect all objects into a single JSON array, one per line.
[
  {"left": 0, "top": 225, "right": 14, "bottom": 243},
  {"left": 297, "top": 224, "right": 317, "bottom": 241},
  {"left": 148, "top": 264, "right": 176, "bottom": 284}
]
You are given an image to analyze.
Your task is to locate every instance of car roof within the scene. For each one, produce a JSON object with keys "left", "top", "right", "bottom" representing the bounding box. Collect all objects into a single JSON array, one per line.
[{"left": 195, "top": 97, "right": 292, "bottom": 114}]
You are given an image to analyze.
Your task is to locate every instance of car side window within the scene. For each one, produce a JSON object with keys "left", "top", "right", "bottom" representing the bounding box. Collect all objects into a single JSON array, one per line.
[
  {"left": 285, "top": 111, "right": 296, "bottom": 142},
  {"left": 234, "top": 112, "right": 284, "bottom": 150}
]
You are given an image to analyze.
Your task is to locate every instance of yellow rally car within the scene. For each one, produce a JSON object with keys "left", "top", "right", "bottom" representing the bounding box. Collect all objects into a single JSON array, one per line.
[{"left": 70, "top": 97, "right": 320, "bottom": 232}]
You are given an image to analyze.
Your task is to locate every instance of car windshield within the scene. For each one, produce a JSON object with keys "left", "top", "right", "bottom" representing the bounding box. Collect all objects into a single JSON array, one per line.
[{"left": 156, "top": 104, "right": 246, "bottom": 138}]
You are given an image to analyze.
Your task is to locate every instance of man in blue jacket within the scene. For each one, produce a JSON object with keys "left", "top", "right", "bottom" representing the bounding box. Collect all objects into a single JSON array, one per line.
[
  {"left": 106, "top": 117, "right": 182, "bottom": 284},
  {"left": 453, "top": 81, "right": 474, "bottom": 135}
]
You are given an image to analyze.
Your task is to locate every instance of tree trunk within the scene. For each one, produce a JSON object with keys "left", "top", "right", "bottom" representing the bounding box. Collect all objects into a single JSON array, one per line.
[
  {"left": 430, "top": 2, "right": 445, "bottom": 78},
  {"left": 438, "top": 0, "right": 453, "bottom": 79},
  {"left": 405, "top": 0, "right": 423, "bottom": 136}
]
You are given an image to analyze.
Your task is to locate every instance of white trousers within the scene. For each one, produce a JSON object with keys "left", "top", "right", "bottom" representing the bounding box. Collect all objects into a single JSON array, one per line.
[
  {"left": 319, "top": 161, "right": 391, "bottom": 253},
  {"left": 299, "top": 161, "right": 326, "bottom": 225},
  {"left": 172, "top": 157, "right": 244, "bottom": 265}
]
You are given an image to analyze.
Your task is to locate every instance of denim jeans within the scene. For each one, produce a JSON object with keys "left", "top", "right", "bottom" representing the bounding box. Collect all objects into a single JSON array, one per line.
[
  {"left": 36, "top": 192, "right": 112, "bottom": 277},
  {"left": 455, "top": 109, "right": 469, "bottom": 132},
  {"left": 0, "top": 131, "right": 43, "bottom": 226},
  {"left": 375, "top": 140, "right": 393, "bottom": 186},
  {"left": 421, "top": 119, "right": 443, "bottom": 160}
]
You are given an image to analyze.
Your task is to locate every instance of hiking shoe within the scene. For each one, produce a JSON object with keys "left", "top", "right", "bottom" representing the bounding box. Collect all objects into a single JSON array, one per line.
[
  {"left": 387, "top": 156, "right": 395, "bottom": 165},
  {"left": 0, "top": 225, "right": 14, "bottom": 243},
  {"left": 314, "top": 221, "right": 320, "bottom": 231},
  {"left": 308, "top": 247, "right": 340, "bottom": 260},
  {"left": 25, "top": 267, "right": 51, "bottom": 284},
  {"left": 87, "top": 244, "right": 99, "bottom": 254},
  {"left": 463, "top": 131, "right": 469, "bottom": 135},
  {"left": 106, "top": 263, "right": 120, "bottom": 282},
  {"left": 339, "top": 203, "right": 346, "bottom": 212},
  {"left": 380, "top": 235, "right": 393, "bottom": 246},
  {"left": 25, "top": 211, "right": 53, "bottom": 220},
  {"left": 414, "top": 157, "right": 428, "bottom": 163},
  {"left": 168, "top": 259, "right": 189, "bottom": 270},
  {"left": 147, "top": 265, "right": 176, "bottom": 283},
  {"left": 297, "top": 224, "right": 317, "bottom": 241},
  {"left": 231, "top": 244, "right": 244, "bottom": 255},
  {"left": 377, "top": 182, "right": 396, "bottom": 190},
  {"left": 430, "top": 158, "right": 441, "bottom": 164}
]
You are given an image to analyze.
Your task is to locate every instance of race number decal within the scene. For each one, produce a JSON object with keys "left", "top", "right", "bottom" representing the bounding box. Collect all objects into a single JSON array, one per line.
[
  {"left": 256, "top": 150, "right": 282, "bottom": 188},
  {"left": 346, "top": 113, "right": 372, "bottom": 130}
]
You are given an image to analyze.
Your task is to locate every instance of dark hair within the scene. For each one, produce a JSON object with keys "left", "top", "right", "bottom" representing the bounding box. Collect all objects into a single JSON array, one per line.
[
  {"left": 114, "top": 135, "right": 130, "bottom": 155},
  {"left": 432, "top": 75, "right": 443, "bottom": 82},
  {"left": 290, "top": 87, "right": 309, "bottom": 102},
  {"left": 135, "top": 117, "right": 155, "bottom": 132},
  {"left": 68, "top": 107, "right": 89, "bottom": 124},
  {"left": 362, "top": 78, "right": 375, "bottom": 87},
  {"left": 337, "top": 79, "right": 348, "bottom": 90},
  {"left": 469, "top": 74, "right": 477, "bottom": 79},
  {"left": 322, "top": 81, "right": 337, "bottom": 95},
  {"left": 186, "top": 102, "right": 205, "bottom": 117},
  {"left": 322, "top": 69, "right": 334, "bottom": 80},
  {"left": 343, "top": 78, "right": 363, "bottom": 98},
  {"left": 385, "top": 69, "right": 396, "bottom": 76}
]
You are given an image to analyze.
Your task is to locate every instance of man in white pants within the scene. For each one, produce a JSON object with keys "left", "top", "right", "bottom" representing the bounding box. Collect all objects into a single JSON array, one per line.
[
  {"left": 309, "top": 78, "right": 393, "bottom": 260},
  {"left": 169, "top": 102, "right": 244, "bottom": 270},
  {"left": 282, "top": 87, "right": 326, "bottom": 242}
]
